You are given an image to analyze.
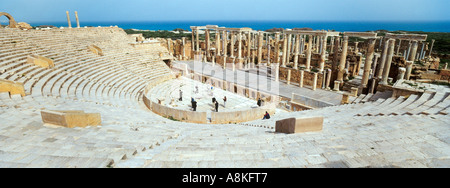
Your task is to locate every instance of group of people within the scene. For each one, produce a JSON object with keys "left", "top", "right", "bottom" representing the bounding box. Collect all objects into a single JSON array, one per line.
[{"left": 182, "top": 87, "right": 270, "bottom": 119}]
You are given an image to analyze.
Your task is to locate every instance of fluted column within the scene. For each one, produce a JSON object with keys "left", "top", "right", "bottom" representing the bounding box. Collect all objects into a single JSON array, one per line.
[
  {"left": 381, "top": 39, "right": 396, "bottom": 85},
  {"left": 377, "top": 39, "right": 390, "bottom": 79},
  {"left": 406, "top": 40, "right": 418, "bottom": 80}
]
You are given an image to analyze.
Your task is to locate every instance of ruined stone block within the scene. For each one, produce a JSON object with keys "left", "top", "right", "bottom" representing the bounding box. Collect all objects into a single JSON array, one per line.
[
  {"left": 0, "top": 79, "right": 25, "bottom": 97},
  {"left": 41, "top": 110, "right": 101, "bottom": 128},
  {"left": 275, "top": 116, "right": 323, "bottom": 134},
  {"left": 27, "top": 55, "right": 54, "bottom": 69},
  {"left": 88, "top": 45, "right": 104, "bottom": 56}
]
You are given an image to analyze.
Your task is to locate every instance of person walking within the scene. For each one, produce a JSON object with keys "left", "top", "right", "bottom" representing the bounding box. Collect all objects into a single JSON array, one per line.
[
  {"left": 179, "top": 89, "right": 183, "bottom": 101},
  {"left": 215, "top": 101, "right": 219, "bottom": 112},
  {"left": 192, "top": 99, "right": 197, "bottom": 111},
  {"left": 223, "top": 96, "right": 227, "bottom": 108},
  {"left": 257, "top": 98, "right": 262, "bottom": 107}
]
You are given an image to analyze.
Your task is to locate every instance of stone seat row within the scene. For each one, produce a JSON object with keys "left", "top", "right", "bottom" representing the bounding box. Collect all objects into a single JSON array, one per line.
[{"left": 0, "top": 95, "right": 182, "bottom": 167}]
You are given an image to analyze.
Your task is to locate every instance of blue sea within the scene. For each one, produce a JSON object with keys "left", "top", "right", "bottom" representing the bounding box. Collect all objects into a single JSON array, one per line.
[{"left": 24, "top": 20, "right": 450, "bottom": 32}]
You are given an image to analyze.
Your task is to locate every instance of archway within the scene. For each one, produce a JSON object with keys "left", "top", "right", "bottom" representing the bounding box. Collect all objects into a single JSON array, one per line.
[{"left": 0, "top": 12, "right": 18, "bottom": 28}]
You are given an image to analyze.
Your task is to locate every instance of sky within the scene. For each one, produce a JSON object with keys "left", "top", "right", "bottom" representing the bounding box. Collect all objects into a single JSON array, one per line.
[{"left": 1, "top": 0, "right": 449, "bottom": 23}]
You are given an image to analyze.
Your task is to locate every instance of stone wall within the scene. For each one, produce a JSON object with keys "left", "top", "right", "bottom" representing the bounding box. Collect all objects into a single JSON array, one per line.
[
  {"left": 211, "top": 107, "right": 276, "bottom": 124},
  {"left": 291, "top": 93, "right": 334, "bottom": 109},
  {"left": 279, "top": 66, "right": 323, "bottom": 88},
  {"left": 149, "top": 99, "right": 207, "bottom": 124}
]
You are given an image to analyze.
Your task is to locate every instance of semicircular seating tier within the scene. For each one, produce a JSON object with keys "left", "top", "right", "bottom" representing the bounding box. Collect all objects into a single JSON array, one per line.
[{"left": 0, "top": 27, "right": 449, "bottom": 168}]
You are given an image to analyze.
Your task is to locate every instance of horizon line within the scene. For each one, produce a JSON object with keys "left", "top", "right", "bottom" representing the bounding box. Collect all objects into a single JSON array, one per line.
[{"left": 14, "top": 19, "right": 450, "bottom": 23}]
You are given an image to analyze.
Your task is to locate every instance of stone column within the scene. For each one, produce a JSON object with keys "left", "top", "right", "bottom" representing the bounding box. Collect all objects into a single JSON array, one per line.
[
  {"left": 315, "top": 36, "right": 320, "bottom": 53},
  {"left": 275, "top": 32, "right": 280, "bottom": 63},
  {"left": 361, "top": 38, "right": 376, "bottom": 88},
  {"left": 300, "top": 36, "right": 305, "bottom": 55},
  {"left": 282, "top": 34, "right": 288, "bottom": 67},
  {"left": 371, "top": 53, "right": 380, "bottom": 78},
  {"left": 337, "top": 36, "right": 349, "bottom": 82},
  {"left": 428, "top": 39, "right": 435, "bottom": 57},
  {"left": 182, "top": 37, "right": 186, "bottom": 60},
  {"left": 381, "top": 39, "right": 396, "bottom": 85},
  {"left": 215, "top": 30, "right": 221, "bottom": 56},
  {"left": 405, "top": 40, "right": 418, "bottom": 80},
  {"left": 75, "top": 11, "right": 80, "bottom": 28},
  {"left": 286, "top": 34, "right": 292, "bottom": 64},
  {"left": 275, "top": 64, "right": 279, "bottom": 82},
  {"left": 330, "top": 37, "right": 335, "bottom": 53},
  {"left": 258, "top": 31, "right": 263, "bottom": 63},
  {"left": 333, "top": 80, "right": 340, "bottom": 91},
  {"left": 326, "top": 69, "right": 332, "bottom": 89},
  {"left": 396, "top": 40, "right": 402, "bottom": 55},
  {"left": 196, "top": 28, "right": 200, "bottom": 52},
  {"left": 267, "top": 38, "right": 271, "bottom": 66},
  {"left": 238, "top": 31, "right": 242, "bottom": 59},
  {"left": 191, "top": 29, "right": 195, "bottom": 52},
  {"left": 247, "top": 32, "right": 251, "bottom": 59},
  {"left": 354, "top": 42, "right": 359, "bottom": 53},
  {"left": 230, "top": 31, "right": 235, "bottom": 58},
  {"left": 299, "top": 70, "right": 304, "bottom": 88},
  {"left": 306, "top": 35, "right": 313, "bottom": 71},
  {"left": 332, "top": 37, "right": 340, "bottom": 73},
  {"left": 223, "top": 31, "right": 228, "bottom": 57},
  {"left": 293, "top": 34, "right": 300, "bottom": 69},
  {"left": 167, "top": 38, "right": 172, "bottom": 55},
  {"left": 205, "top": 30, "right": 211, "bottom": 58},
  {"left": 369, "top": 78, "right": 376, "bottom": 94},
  {"left": 406, "top": 42, "right": 412, "bottom": 60},
  {"left": 377, "top": 39, "right": 390, "bottom": 79},
  {"left": 419, "top": 42, "right": 425, "bottom": 60},
  {"left": 66, "top": 11, "right": 72, "bottom": 28},
  {"left": 312, "top": 73, "right": 318, "bottom": 91},
  {"left": 397, "top": 67, "right": 406, "bottom": 81},
  {"left": 319, "top": 36, "right": 327, "bottom": 72},
  {"left": 287, "top": 69, "right": 291, "bottom": 85},
  {"left": 405, "top": 61, "right": 414, "bottom": 80}
]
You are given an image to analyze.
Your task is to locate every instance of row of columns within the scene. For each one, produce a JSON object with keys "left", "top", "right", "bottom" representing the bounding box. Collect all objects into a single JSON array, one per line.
[
  {"left": 191, "top": 28, "right": 334, "bottom": 75},
  {"left": 188, "top": 27, "right": 432, "bottom": 96},
  {"left": 65, "top": 11, "right": 80, "bottom": 28}
]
